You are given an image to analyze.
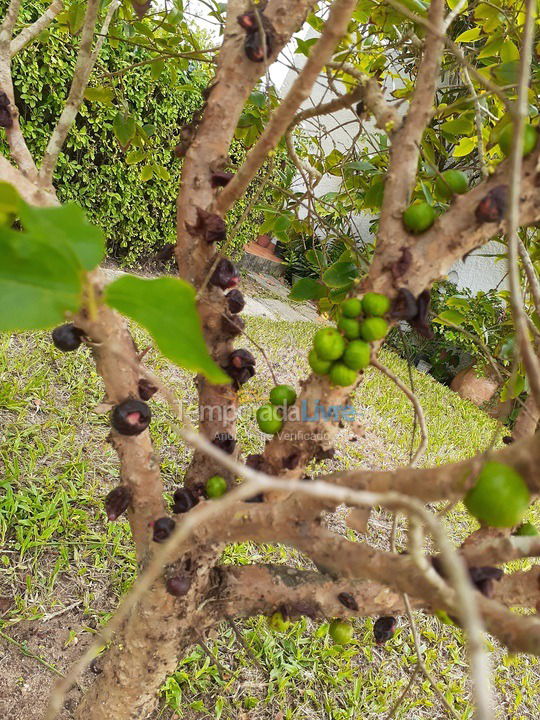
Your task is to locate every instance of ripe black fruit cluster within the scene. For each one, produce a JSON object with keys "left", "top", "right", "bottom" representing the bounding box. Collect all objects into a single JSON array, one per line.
[
  {"left": 153, "top": 517, "right": 176, "bottom": 543},
  {"left": 172, "top": 487, "right": 199, "bottom": 514},
  {"left": 226, "top": 289, "right": 245, "bottom": 314},
  {"left": 210, "top": 258, "right": 239, "bottom": 290},
  {"left": 105, "top": 486, "right": 131, "bottom": 521},
  {"left": 224, "top": 348, "right": 256, "bottom": 389},
  {"left": 52, "top": 323, "right": 85, "bottom": 352},
  {"left": 112, "top": 399, "right": 151, "bottom": 436},
  {"left": 373, "top": 615, "right": 397, "bottom": 645},
  {"left": 166, "top": 575, "right": 192, "bottom": 597},
  {"left": 237, "top": 10, "right": 274, "bottom": 62},
  {"left": 212, "top": 432, "right": 236, "bottom": 454},
  {"left": 221, "top": 313, "right": 245, "bottom": 337}
]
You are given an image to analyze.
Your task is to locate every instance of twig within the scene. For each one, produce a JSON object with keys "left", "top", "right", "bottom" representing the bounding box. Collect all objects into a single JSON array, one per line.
[
  {"left": 195, "top": 632, "right": 231, "bottom": 680},
  {"left": 518, "top": 237, "right": 540, "bottom": 317},
  {"left": 0, "top": 629, "right": 65, "bottom": 677},
  {"left": 402, "top": 595, "right": 461, "bottom": 720},
  {"left": 463, "top": 67, "right": 488, "bottom": 179},
  {"left": 371, "top": 358, "right": 428, "bottom": 466},
  {"left": 505, "top": 0, "right": 540, "bottom": 409},
  {"left": 384, "top": 665, "right": 419, "bottom": 720},
  {"left": 39, "top": 0, "right": 120, "bottom": 184},
  {"left": 226, "top": 617, "right": 267, "bottom": 675},
  {"left": 10, "top": 0, "right": 64, "bottom": 55}
]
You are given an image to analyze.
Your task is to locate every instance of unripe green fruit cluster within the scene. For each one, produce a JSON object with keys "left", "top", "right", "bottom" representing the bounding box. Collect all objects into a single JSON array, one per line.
[
  {"left": 308, "top": 293, "right": 390, "bottom": 387},
  {"left": 256, "top": 384, "right": 297, "bottom": 434}
]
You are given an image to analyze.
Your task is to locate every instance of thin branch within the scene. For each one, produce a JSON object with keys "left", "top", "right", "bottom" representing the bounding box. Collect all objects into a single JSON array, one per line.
[
  {"left": 0, "top": 156, "right": 58, "bottom": 205},
  {"left": 325, "top": 61, "right": 400, "bottom": 131},
  {"left": 10, "top": 0, "right": 64, "bottom": 56},
  {"left": 0, "top": 0, "right": 38, "bottom": 176},
  {"left": 38, "top": 0, "right": 120, "bottom": 184},
  {"left": 215, "top": 0, "right": 358, "bottom": 214},
  {"left": 371, "top": 358, "right": 428, "bottom": 466},
  {"left": 518, "top": 237, "right": 540, "bottom": 318},
  {"left": 505, "top": 0, "right": 540, "bottom": 409},
  {"left": 463, "top": 67, "right": 488, "bottom": 179}
]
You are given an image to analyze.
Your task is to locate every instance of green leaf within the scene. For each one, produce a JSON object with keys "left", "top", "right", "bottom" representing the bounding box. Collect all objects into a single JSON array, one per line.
[
  {"left": 440, "top": 116, "right": 474, "bottom": 137},
  {"left": 67, "top": 2, "right": 86, "bottom": 34},
  {"left": 150, "top": 59, "right": 165, "bottom": 81},
  {"left": 84, "top": 87, "right": 114, "bottom": 104},
  {"left": 0, "top": 226, "right": 82, "bottom": 332},
  {"left": 452, "top": 136, "right": 476, "bottom": 157},
  {"left": 154, "top": 165, "right": 171, "bottom": 181},
  {"left": 125, "top": 149, "right": 146, "bottom": 165},
  {"left": 455, "top": 27, "right": 482, "bottom": 42},
  {"left": 478, "top": 36, "right": 504, "bottom": 59},
  {"left": 501, "top": 372, "right": 525, "bottom": 401},
  {"left": 322, "top": 262, "right": 358, "bottom": 288},
  {"left": 289, "top": 277, "right": 326, "bottom": 301},
  {"left": 140, "top": 165, "right": 154, "bottom": 182},
  {"left": 305, "top": 248, "right": 326, "bottom": 268},
  {"left": 18, "top": 202, "right": 105, "bottom": 271},
  {"left": 0, "top": 182, "right": 22, "bottom": 214},
  {"left": 493, "top": 61, "right": 520, "bottom": 86},
  {"left": 113, "top": 112, "right": 136, "bottom": 151},
  {"left": 104, "top": 276, "right": 229, "bottom": 384},
  {"left": 435, "top": 310, "right": 467, "bottom": 326}
]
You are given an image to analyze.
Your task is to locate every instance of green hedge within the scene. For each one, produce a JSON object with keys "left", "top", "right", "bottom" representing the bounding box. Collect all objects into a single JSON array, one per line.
[{"left": 4, "top": 0, "right": 274, "bottom": 265}]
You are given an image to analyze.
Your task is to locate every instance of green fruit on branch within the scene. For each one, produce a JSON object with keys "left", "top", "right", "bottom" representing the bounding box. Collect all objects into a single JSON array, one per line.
[
  {"left": 513, "top": 522, "right": 538, "bottom": 536},
  {"left": 329, "top": 619, "right": 353, "bottom": 644},
  {"left": 205, "top": 474, "right": 227, "bottom": 499},
  {"left": 337, "top": 317, "right": 361, "bottom": 340},
  {"left": 308, "top": 349, "right": 332, "bottom": 375},
  {"left": 256, "top": 403, "right": 283, "bottom": 434},
  {"left": 329, "top": 362, "right": 358, "bottom": 387},
  {"left": 435, "top": 169, "right": 468, "bottom": 199},
  {"left": 313, "top": 327, "right": 346, "bottom": 360},
  {"left": 499, "top": 122, "right": 537, "bottom": 157},
  {"left": 362, "top": 292, "right": 390, "bottom": 317},
  {"left": 269, "top": 384, "right": 297, "bottom": 407},
  {"left": 402, "top": 202, "right": 436, "bottom": 233},
  {"left": 343, "top": 340, "right": 370, "bottom": 371},
  {"left": 360, "top": 317, "right": 389, "bottom": 342},
  {"left": 341, "top": 297, "right": 362, "bottom": 318},
  {"left": 464, "top": 461, "right": 530, "bottom": 528},
  {"left": 268, "top": 611, "right": 290, "bottom": 632}
]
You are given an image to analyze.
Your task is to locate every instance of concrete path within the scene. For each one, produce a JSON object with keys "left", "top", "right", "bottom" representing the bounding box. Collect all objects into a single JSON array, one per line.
[{"left": 101, "top": 268, "right": 319, "bottom": 323}]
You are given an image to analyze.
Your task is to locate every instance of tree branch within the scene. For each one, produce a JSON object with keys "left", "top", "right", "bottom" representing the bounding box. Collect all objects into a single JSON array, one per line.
[
  {"left": 0, "top": 0, "right": 38, "bottom": 177},
  {"left": 215, "top": 0, "right": 358, "bottom": 214},
  {"left": 38, "top": 0, "right": 120, "bottom": 185},
  {"left": 10, "top": 0, "right": 64, "bottom": 56},
  {"left": 0, "top": 156, "right": 58, "bottom": 205}
]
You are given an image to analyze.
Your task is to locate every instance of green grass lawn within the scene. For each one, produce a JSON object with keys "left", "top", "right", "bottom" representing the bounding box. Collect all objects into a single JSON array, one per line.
[{"left": 0, "top": 318, "right": 539, "bottom": 720}]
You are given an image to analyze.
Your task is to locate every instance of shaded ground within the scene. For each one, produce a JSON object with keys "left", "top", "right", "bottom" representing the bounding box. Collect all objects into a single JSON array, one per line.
[{"left": 1, "top": 309, "right": 539, "bottom": 720}]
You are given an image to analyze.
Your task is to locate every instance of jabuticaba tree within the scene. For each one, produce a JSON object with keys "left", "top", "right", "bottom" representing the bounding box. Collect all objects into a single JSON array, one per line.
[{"left": 0, "top": 1, "right": 540, "bottom": 720}]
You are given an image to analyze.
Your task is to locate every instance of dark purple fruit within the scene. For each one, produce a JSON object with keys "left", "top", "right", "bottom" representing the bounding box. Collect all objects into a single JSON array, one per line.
[
  {"left": 0, "top": 91, "right": 13, "bottom": 128},
  {"left": 390, "top": 288, "right": 417, "bottom": 321},
  {"left": 212, "top": 432, "right": 236, "bottom": 454},
  {"left": 237, "top": 11, "right": 257, "bottom": 30},
  {"left": 337, "top": 592, "right": 359, "bottom": 611},
  {"left": 112, "top": 399, "right": 151, "bottom": 436},
  {"left": 52, "top": 323, "right": 84, "bottom": 352},
  {"left": 224, "top": 349, "right": 256, "bottom": 388},
  {"left": 105, "top": 486, "right": 131, "bottom": 521},
  {"left": 138, "top": 378, "right": 158, "bottom": 401},
  {"left": 226, "top": 289, "right": 245, "bottom": 314},
  {"left": 166, "top": 575, "right": 191, "bottom": 597},
  {"left": 246, "top": 453, "right": 266, "bottom": 471},
  {"left": 185, "top": 207, "right": 226, "bottom": 244},
  {"left": 152, "top": 517, "right": 176, "bottom": 543},
  {"left": 211, "top": 171, "right": 234, "bottom": 188},
  {"left": 355, "top": 101, "right": 365, "bottom": 117},
  {"left": 172, "top": 487, "right": 198, "bottom": 514},
  {"left": 210, "top": 258, "right": 239, "bottom": 290},
  {"left": 468, "top": 566, "right": 503, "bottom": 598},
  {"left": 502, "top": 435, "right": 514, "bottom": 445},
  {"left": 410, "top": 289, "right": 434, "bottom": 339},
  {"left": 475, "top": 185, "right": 508, "bottom": 223},
  {"left": 373, "top": 616, "right": 397, "bottom": 644},
  {"left": 222, "top": 313, "right": 245, "bottom": 337},
  {"left": 238, "top": 10, "right": 274, "bottom": 63},
  {"left": 283, "top": 452, "right": 300, "bottom": 470}
]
